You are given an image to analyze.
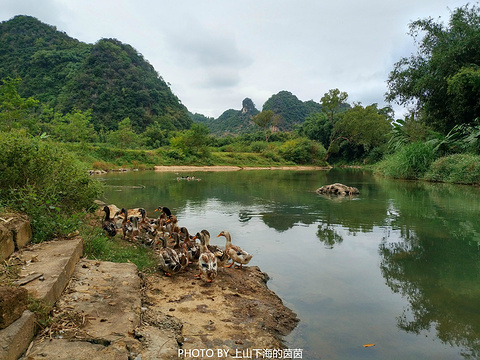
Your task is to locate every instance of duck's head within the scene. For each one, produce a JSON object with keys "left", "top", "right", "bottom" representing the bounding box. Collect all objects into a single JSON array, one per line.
[{"left": 155, "top": 206, "right": 172, "bottom": 216}]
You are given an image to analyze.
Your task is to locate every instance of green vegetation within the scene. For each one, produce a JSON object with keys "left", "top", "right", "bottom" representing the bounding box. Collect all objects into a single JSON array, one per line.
[
  {"left": 2, "top": 4, "right": 480, "bottom": 261},
  {"left": 0, "top": 15, "right": 191, "bottom": 134},
  {"left": 376, "top": 4, "right": 480, "bottom": 185},
  {"left": 82, "top": 225, "right": 157, "bottom": 272},
  {"left": 0, "top": 130, "right": 102, "bottom": 242},
  {"left": 386, "top": 3, "right": 480, "bottom": 134}
]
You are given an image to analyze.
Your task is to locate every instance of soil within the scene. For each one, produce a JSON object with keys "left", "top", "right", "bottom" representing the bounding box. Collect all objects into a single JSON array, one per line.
[{"left": 141, "top": 264, "right": 299, "bottom": 357}]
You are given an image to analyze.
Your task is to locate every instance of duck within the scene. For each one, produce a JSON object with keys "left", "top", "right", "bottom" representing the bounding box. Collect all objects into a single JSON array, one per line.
[
  {"left": 102, "top": 205, "right": 117, "bottom": 237},
  {"left": 170, "top": 232, "right": 189, "bottom": 271},
  {"left": 166, "top": 215, "right": 180, "bottom": 235},
  {"left": 138, "top": 208, "right": 157, "bottom": 245},
  {"left": 119, "top": 208, "right": 133, "bottom": 241},
  {"left": 129, "top": 215, "right": 141, "bottom": 242},
  {"left": 202, "top": 229, "right": 229, "bottom": 267},
  {"left": 217, "top": 230, "right": 253, "bottom": 268},
  {"left": 194, "top": 231, "right": 217, "bottom": 283},
  {"left": 154, "top": 206, "right": 172, "bottom": 235},
  {"left": 180, "top": 227, "right": 200, "bottom": 263},
  {"left": 157, "top": 236, "right": 182, "bottom": 276}
]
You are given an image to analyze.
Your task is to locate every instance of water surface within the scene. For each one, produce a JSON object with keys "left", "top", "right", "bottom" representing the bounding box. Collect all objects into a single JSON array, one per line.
[{"left": 99, "top": 168, "right": 480, "bottom": 359}]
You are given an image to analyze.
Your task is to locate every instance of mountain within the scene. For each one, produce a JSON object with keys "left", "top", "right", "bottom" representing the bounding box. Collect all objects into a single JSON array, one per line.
[
  {"left": 0, "top": 15, "right": 191, "bottom": 132},
  {"left": 193, "top": 98, "right": 260, "bottom": 136},
  {"left": 194, "top": 93, "right": 325, "bottom": 135},
  {"left": 262, "top": 91, "right": 323, "bottom": 131}
]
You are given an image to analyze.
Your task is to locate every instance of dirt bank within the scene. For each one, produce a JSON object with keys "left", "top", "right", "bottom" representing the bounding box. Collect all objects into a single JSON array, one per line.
[
  {"left": 141, "top": 263, "right": 299, "bottom": 358},
  {"left": 154, "top": 165, "right": 330, "bottom": 172}
]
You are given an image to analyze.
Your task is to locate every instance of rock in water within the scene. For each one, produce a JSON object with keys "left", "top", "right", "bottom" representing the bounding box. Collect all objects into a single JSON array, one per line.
[{"left": 316, "top": 183, "right": 359, "bottom": 196}]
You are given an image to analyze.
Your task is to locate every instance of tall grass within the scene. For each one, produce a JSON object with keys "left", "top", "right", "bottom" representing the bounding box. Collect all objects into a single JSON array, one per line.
[{"left": 375, "top": 142, "right": 437, "bottom": 180}]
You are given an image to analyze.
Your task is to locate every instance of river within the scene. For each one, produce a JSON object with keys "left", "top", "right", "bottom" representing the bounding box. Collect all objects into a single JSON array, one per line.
[{"left": 98, "top": 168, "right": 480, "bottom": 359}]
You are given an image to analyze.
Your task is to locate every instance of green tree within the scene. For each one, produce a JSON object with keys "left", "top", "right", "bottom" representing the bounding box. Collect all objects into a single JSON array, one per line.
[
  {"left": 386, "top": 4, "right": 480, "bottom": 133},
  {"left": 335, "top": 103, "right": 392, "bottom": 152},
  {"left": 170, "top": 123, "right": 211, "bottom": 158},
  {"left": 106, "top": 117, "right": 141, "bottom": 149},
  {"left": 321, "top": 88, "right": 348, "bottom": 127},
  {"left": 51, "top": 109, "right": 96, "bottom": 143},
  {"left": 320, "top": 89, "right": 349, "bottom": 160},
  {"left": 0, "top": 78, "right": 39, "bottom": 133},
  {"left": 251, "top": 110, "right": 281, "bottom": 142},
  {"left": 298, "top": 112, "right": 332, "bottom": 148}
]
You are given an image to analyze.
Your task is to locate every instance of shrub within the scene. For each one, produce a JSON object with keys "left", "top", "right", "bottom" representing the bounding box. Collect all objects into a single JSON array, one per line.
[
  {"left": 251, "top": 141, "right": 268, "bottom": 153},
  {"left": 0, "top": 130, "right": 103, "bottom": 242},
  {"left": 425, "top": 153, "right": 480, "bottom": 184},
  {"left": 278, "top": 138, "right": 326, "bottom": 164}
]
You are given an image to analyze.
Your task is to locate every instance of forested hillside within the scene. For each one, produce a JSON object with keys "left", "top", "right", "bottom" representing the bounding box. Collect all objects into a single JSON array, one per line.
[
  {"left": 194, "top": 92, "right": 327, "bottom": 135},
  {"left": 0, "top": 15, "right": 191, "bottom": 132},
  {"left": 194, "top": 98, "right": 260, "bottom": 135},
  {"left": 262, "top": 91, "right": 324, "bottom": 131}
]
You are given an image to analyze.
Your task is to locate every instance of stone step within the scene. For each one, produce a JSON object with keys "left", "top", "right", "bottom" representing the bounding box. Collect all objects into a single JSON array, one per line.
[
  {"left": 23, "top": 259, "right": 143, "bottom": 360},
  {"left": 17, "top": 238, "right": 84, "bottom": 308},
  {"left": 0, "top": 238, "right": 83, "bottom": 360}
]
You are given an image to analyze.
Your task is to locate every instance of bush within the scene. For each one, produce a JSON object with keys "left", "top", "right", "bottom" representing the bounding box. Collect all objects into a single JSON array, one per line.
[
  {"left": 278, "top": 138, "right": 326, "bottom": 164},
  {"left": 424, "top": 153, "right": 480, "bottom": 184},
  {"left": 375, "top": 142, "right": 437, "bottom": 179},
  {"left": 251, "top": 141, "right": 268, "bottom": 153},
  {"left": 0, "top": 131, "right": 103, "bottom": 242}
]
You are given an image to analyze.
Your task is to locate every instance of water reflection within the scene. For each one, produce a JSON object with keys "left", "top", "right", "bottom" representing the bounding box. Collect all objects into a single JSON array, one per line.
[
  {"left": 378, "top": 180, "right": 480, "bottom": 359},
  {"left": 100, "top": 169, "right": 480, "bottom": 359}
]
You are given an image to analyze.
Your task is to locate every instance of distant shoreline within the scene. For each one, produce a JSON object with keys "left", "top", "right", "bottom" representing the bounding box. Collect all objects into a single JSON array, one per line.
[{"left": 153, "top": 165, "right": 332, "bottom": 172}]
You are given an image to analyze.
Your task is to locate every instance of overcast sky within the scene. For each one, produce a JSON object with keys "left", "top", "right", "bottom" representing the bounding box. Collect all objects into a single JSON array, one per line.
[{"left": 0, "top": 0, "right": 471, "bottom": 118}]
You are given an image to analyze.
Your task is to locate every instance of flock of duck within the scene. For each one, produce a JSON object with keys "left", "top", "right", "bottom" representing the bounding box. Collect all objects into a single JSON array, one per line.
[{"left": 101, "top": 204, "right": 253, "bottom": 282}]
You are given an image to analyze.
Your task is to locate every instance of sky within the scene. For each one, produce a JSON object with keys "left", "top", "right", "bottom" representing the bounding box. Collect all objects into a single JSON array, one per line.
[{"left": 0, "top": 0, "right": 472, "bottom": 119}]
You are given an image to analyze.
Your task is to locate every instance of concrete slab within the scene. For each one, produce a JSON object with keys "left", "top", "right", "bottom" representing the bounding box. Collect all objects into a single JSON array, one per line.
[
  {"left": 0, "top": 310, "right": 35, "bottom": 360},
  {"left": 24, "top": 259, "right": 142, "bottom": 359},
  {"left": 17, "top": 238, "right": 83, "bottom": 307},
  {"left": 55, "top": 259, "right": 141, "bottom": 343}
]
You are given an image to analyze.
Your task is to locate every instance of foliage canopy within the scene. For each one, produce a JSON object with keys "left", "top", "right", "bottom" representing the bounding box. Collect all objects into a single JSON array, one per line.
[{"left": 386, "top": 4, "right": 480, "bottom": 133}]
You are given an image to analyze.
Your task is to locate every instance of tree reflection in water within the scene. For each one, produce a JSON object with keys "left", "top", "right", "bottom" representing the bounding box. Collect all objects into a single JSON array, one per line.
[{"left": 379, "top": 180, "right": 480, "bottom": 359}]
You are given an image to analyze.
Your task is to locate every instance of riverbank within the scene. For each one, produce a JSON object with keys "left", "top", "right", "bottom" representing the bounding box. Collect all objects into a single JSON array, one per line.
[{"left": 154, "top": 165, "right": 332, "bottom": 172}]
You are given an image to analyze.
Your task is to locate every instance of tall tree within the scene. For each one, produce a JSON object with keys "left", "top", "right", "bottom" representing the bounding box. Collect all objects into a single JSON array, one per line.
[
  {"left": 386, "top": 4, "right": 480, "bottom": 133},
  {"left": 251, "top": 110, "right": 281, "bottom": 142},
  {"left": 321, "top": 88, "right": 348, "bottom": 127}
]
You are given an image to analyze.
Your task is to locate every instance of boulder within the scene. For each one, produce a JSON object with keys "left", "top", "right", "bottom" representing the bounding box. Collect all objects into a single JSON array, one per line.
[{"left": 316, "top": 183, "right": 359, "bottom": 196}]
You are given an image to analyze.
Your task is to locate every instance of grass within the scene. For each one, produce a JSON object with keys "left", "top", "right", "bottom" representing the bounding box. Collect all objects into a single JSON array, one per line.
[
  {"left": 375, "top": 142, "right": 437, "bottom": 180},
  {"left": 81, "top": 221, "right": 158, "bottom": 272}
]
